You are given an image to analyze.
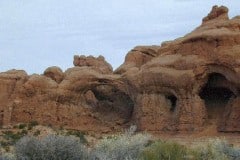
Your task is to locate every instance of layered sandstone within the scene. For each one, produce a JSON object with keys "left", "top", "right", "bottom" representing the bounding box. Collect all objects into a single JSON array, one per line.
[
  {"left": 0, "top": 6, "right": 239, "bottom": 134},
  {"left": 73, "top": 55, "right": 113, "bottom": 74},
  {"left": 121, "top": 5, "right": 240, "bottom": 132}
]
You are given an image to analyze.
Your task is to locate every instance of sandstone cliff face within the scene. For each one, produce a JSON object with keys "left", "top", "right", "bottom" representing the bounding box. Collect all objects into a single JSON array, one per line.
[
  {"left": 0, "top": 6, "right": 239, "bottom": 133},
  {"left": 0, "top": 66, "right": 133, "bottom": 133},
  {"left": 119, "top": 5, "right": 240, "bottom": 133}
]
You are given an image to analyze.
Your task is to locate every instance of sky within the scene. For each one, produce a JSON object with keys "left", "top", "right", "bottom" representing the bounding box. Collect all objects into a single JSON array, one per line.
[{"left": 0, "top": 0, "right": 239, "bottom": 74}]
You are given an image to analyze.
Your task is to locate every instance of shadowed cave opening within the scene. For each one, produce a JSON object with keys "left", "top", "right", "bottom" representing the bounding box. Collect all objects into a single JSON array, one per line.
[
  {"left": 91, "top": 85, "right": 134, "bottom": 122},
  {"left": 199, "top": 73, "right": 236, "bottom": 125},
  {"left": 166, "top": 95, "right": 177, "bottom": 112}
]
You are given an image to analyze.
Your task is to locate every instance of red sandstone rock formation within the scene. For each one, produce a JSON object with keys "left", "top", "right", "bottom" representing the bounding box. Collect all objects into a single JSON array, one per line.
[
  {"left": 0, "top": 6, "right": 239, "bottom": 134},
  {"left": 119, "top": 5, "right": 240, "bottom": 133},
  {"left": 43, "top": 66, "right": 64, "bottom": 83},
  {"left": 73, "top": 55, "right": 113, "bottom": 74}
]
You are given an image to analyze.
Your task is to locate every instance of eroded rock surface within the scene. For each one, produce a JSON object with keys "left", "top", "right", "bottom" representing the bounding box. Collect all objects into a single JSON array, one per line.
[
  {"left": 43, "top": 66, "right": 64, "bottom": 83},
  {"left": 123, "top": 5, "right": 240, "bottom": 133},
  {"left": 0, "top": 6, "right": 239, "bottom": 134},
  {"left": 73, "top": 55, "right": 113, "bottom": 74}
]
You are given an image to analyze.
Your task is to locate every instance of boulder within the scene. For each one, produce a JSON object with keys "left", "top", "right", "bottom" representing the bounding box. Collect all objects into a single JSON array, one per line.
[{"left": 43, "top": 66, "right": 64, "bottom": 83}]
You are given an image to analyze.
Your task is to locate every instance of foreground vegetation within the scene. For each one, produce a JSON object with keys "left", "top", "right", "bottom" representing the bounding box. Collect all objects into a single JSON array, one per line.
[{"left": 0, "top": 126, "right": 240, "bottom": 160}]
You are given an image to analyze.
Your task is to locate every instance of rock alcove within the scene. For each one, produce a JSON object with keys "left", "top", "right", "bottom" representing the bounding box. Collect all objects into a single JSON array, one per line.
[{"left": 199, "top": 73, "right": 237, "bottom": 128}]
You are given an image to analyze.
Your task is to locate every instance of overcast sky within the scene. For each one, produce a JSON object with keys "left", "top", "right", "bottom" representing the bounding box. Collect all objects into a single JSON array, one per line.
[{"left": 0, "top": 1, "right": 239, "bottom": 74}]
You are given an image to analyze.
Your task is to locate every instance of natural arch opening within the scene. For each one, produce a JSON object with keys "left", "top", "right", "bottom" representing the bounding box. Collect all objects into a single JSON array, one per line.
[{"left": 199, "top": 73, "right": 236, "bottom": 125}]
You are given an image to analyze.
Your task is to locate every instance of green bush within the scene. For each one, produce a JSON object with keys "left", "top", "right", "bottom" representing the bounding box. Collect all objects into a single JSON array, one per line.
[
  {"left": 140, "top": 140, "right": 189, "bottom": 160},
  {"left": 0, "top": 141, "right": 10, "bottom": 147},
  {"left": 195, "top": 139, "right": 240, "bottom": 160},
  {"left": 20, "top": 130, "right": 28, "bottom": 135},
  {"left": 2, "top": 131, "right": 27, "bottom": 145},
  {"left": 0, "top": 142, "right": 11, "bottom": 152},
  {"left": 18, "top": 124, "right": 26, "bottom": 129},
  {"left": 15, "top": 135, "right": 88, "bottom": 160},
  {"left": 30, "top": 121, "right": 38, "bottom": 126},
  {"left": 27, "top": 121, "right": 39, "bottom": 130},
  {"left": 27, "top": 125, "right": 32, "bottom": 130},
  {"left": 141, "top": 139, "right": 240, "bottom": 160},
  {"left": 2, "top": 131, "right": 14, "bottom": 140},
  {"left": 33, "top": 130, "right": 41, "bottom": 136}
]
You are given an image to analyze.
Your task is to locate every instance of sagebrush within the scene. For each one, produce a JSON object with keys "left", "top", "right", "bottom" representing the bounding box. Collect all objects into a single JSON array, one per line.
[{"left": 15, "top": 135, "right": 88, "bottom": 160}]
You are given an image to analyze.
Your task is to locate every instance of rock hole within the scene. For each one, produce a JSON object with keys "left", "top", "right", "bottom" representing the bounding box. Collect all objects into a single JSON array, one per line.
[
  {"left": 199, "top": 73, "right": 236, "bottom": 125},
  {"left": 166, "top": 95, "right": 177, "bottom": 112}
]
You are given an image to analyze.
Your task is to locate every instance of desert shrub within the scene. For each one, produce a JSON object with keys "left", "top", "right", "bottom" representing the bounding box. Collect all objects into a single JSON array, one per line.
[
  {"left": 66, "top": 130, "right": 87, "bottom": 144},
  {"left": 15, "top": 136, "right": 42, "bottom": 160},
  {"left": 140, "top": 138, "right": 240, "bottom": 160},
  {"left": 29, "top": 121, "right": 38, "bottom": 127},
  {"left": 18, "top": 124, "right": 27, "bottom": 129},
  {"left": 90, "top": 125, "right": 150, "bottom": 160},
  {"left": 195, "top": 139, "right": 240, "bottom": 160},
  {"left": 33, "top": 130, "right": 41, "bottom": 136},
  {"left": 0, "top": 154, "right": 16, "bottom": 160},
  {"left": 2, "top": 131, "right": 15, "bottom": 140},
  {"left": 213, "top": 139, "right": 240, "bottom": 160},
  {"left": 27, "top": 121, "right": 39, "bottom": 130},
  {"left": 20, "top": 130, "right": 28, "bottom": 135},
  {"left": 140, "top": 140, "right": 189, "bottom": 160},
  {"left": 0, "top": 130, "right": 27, "bottom": 151},
  {"left": 0, "top": 144, "right": 16, "bottom": 160},
  {"left": 59, "top": 125, "right": 64, "bottom": 130},
  {"left": 226, "top": 146, "right": 240, "bottom": 160},
  {"left": 15, "top": 135, "right": 88, "bottom": 160}
]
